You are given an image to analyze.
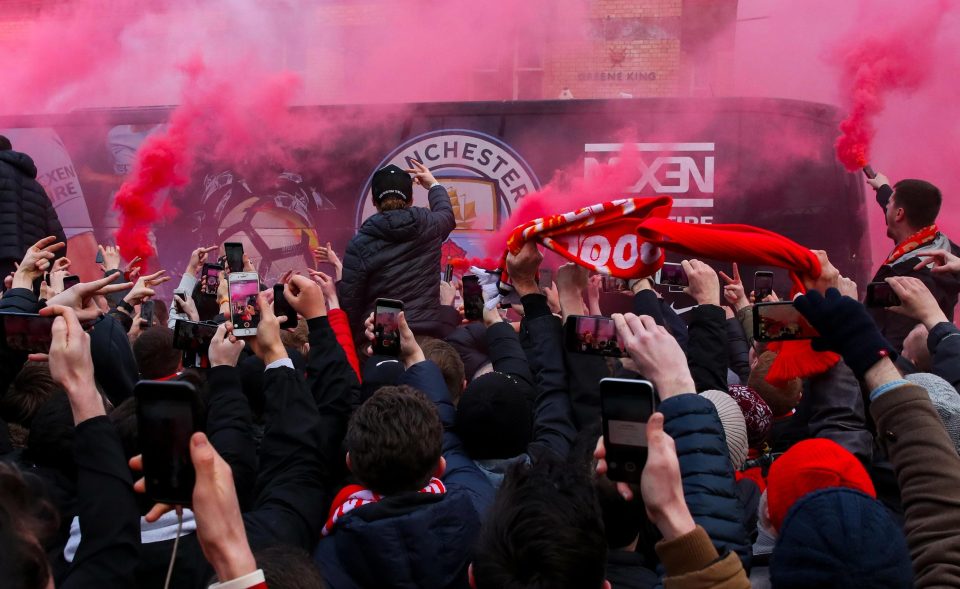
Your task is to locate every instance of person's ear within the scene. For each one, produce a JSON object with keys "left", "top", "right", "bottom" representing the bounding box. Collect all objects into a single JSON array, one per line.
[
  {"left": 345, "top": 452, "right": 353, "bottom": 473},
  {"left": 434, "top": 456, "right": 447, "bottom": 479},
  {"left": 468, "top": 563, "right": 477, "bottom": 589},
  {"left": 894, "top": 206, "right": 906, "bottom": 223}
]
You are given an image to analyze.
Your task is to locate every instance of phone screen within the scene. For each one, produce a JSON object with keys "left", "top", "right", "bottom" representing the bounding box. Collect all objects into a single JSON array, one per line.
[
  {"left": 173, "top": 290, "right": 186, "bottom": 314},
  {"left": 200, "top": 264, "right": 223, "bottom": 296},
  {"left": 173, "top": 320, "right": 218, "bottom": 354},
  {"left": 373, "top": 299, "right": 403, "bottom": 356},
  {"left": 754, "top": 271, "right": 774, "bottom": 300},
  {"left": 136, "top": 382, "right": 199, "bottom": 505},
  {"left": 462, "top": 275, "right": 483, "bottom": 321},
  {"left": 225, "top": 242, "right": 244, "bottom": 274},
  {"left": 140, "top": 300, "right": 155, "bottom": 325},
  {"left": 539, "top": 269, "right": 553, "bottom": 290},
  {"left": 565, "top": 315, "right": 623, "bottom": 357},
  {"left": 273, "top": 284, "right": 298, "bottom": 329},
  {"left": 1, "top": 313, "right": 56, "bottom": 353},
  {"left": 229, "top": 274, "right": 261, "bottom": 336},
  {"left": 754, "top": 302, "right": 819, "bottom": 341},
  {"left": 63, "top": 275, "right": 81, "bottom": 290},
  {"left": 865, "top": 282, "right": 901, "bottom": 308},
  {"left": 658, "top": 262, "right": 688, "bottom": 287},
  {"left": 601, "top": 378, "right": 655, "bottom": 484}
]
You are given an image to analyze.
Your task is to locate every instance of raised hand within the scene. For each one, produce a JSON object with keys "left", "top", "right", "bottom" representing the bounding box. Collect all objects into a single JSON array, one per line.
[
  {"left": 505, "top": 241, "right": 543, "bottom": 298},
  {"left": 14, "top": 236, "right": 65, "bottom": 289},
  {"left": 612, "top": 313, "right": 695, "bottom": 400},
  {"left": 186, "top": 245, "right": 218, "bottom": 276},
  {"left": 309, "top": 270, "right": 340, "bottom": 310},
  {"left": 284, "top": 274, "right": 326, "bottom": 320},
  {"left": 914, "top": 249, "right": 960, "bottom": 275},
  {"left": 404, "top": 160, "right": 438, "bottom": 191},
  {"left": 682, "top": 259, "right": 720, "bottom": 306},
  {"left": 719, "top": 263, "right": 749, "bottom": 310},
  {"left": 208, "top": 323, "right": 246, "bottom": 368},
  {"left": 46, "top": 272, "right": 133, "bottom": 321},
  {"left": 886, "top": 275, "right": 949, "bottom": 329},
  {"left": 124, "top": 270, "right": 170, "bottom": 306},
  {"left": 98, "top": 244, "right": 122, "bottom": 272},
  {"left": 313, "top": 242, "right": 343, "bottom": 281},
  {"left": 803, "top": 250, "right": 841, "bottom": 293},
  {"left": 37, "top": 305, "right": 102, "bottom": 423}
]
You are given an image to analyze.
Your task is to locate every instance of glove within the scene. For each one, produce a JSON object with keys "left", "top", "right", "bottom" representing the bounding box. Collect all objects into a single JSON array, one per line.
[{"left": 793, "top": 288, "right": 896, "bottom": 379}]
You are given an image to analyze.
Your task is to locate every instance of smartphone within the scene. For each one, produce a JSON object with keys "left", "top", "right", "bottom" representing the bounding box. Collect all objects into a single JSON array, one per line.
[
  {"left": 657, "top": 262, "right": 688, "bottom": 287},
  {"left": 200, "top": 263, "right": 223, "bottom": 297},
  {"left": 140, "top": 300, "right": 155, "bottom": 326},
  {"left": 753, "top": 302, "right": 820, "bottom": 342},
  {"left": 564, "top": 315, "right": 624, "bottom": 357},
  {"left": 95, "top": 249, "right": 105, "bottom": 264},
  {"left": 863, "top": 165, "right": 877, "bottom": 179},
  {"left": 173, "top": 320, "right": 219, "bottom": 354},
  {"left": 63, "top": 274, "right": 81, "bottom": 290},
  {"left": 865, "top": 281, "right": 901, "bottom": 308},
  {"left": 539, "top": 269, "right": 553, "bottom": 290},
  {"left": 0, "top": 312, "right": 56, "bottom": 353},
  {"left": 272, "top": 284, "right": 298, "bottom": 330},
  {"left": 444, "top": 264, "right": 454, "bottom": 283},
  {"left": 601, "top": 378, "right": 656, "bottom": 484},
  {"left": 373, "top": 298, "right": 403, "bottom": 356},
  {"left": 173, "top": 289, "right": 187, "bottom": 314},
  {"left": 603, "top": 276, "right": 626, "bottom": 293},
  {"left": 225, "top": 242, "right": 244, "bottom": 274},
  {"left": 462, "top": 275, "right": 484, "bottom": 321},
  {"left": 135, "top": 380, "right": 202, "bottom": 505},
  {"left": 228, "top": 272, "right": 261, "bottom": 337},
  {"left": 754, "top": 271, "right": 774, "bottom": 301}
]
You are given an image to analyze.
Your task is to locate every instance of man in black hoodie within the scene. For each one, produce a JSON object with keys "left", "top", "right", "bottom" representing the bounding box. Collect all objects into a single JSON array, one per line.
[
  {"left": 0, "top": 135, "right": 68, "bottom": 278},
  {"left": 338, "top": 161, "right": 456, "bottom": 340}
]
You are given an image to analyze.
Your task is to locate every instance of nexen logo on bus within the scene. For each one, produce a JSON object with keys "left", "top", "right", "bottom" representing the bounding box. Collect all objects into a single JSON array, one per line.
[{"left": 584, "top": 143, "right": 716, "bottom": 224}]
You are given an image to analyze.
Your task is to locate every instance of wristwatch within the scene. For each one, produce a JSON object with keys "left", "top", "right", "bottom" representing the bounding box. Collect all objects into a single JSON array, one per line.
[{"left": 117, "top": 300, "right": 135, "bottom": 315}]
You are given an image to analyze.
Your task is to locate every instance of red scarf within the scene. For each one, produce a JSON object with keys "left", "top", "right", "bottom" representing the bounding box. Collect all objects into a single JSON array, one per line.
[
  {"left": 504, "top": 196, "right": 840, "bottom": 383},
  {"left": 885, "top": 224, "right": 939, "bottom": 265},
  {"left": 322, "top": 478, "right": 446, "bottom": 536}
]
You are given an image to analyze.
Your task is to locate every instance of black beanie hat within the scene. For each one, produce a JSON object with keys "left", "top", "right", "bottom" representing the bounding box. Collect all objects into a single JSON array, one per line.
[
  {"left": 455, "top": 372, "right": 533, "bottom": 460},
  {"left": 372, "top": 164, "right": 413, "bottom": 205}
]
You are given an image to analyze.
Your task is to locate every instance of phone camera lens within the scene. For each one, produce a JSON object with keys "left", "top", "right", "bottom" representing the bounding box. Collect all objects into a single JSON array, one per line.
[{"left": 625, "top": 462, "right": 636, "bottom": 473}]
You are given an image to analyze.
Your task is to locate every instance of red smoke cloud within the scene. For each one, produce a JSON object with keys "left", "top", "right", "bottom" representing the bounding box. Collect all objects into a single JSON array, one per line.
[
  {"left": 833, "top": 3, "right": 949, "bottom": 170},
  {"left": 486, "top": 143, "right": 645, "bottom": 257}
]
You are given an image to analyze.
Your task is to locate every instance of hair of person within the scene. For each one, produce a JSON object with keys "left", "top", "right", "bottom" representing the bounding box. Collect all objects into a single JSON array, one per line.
[
  {"left": 0, "top": 461, "right": 60, "bottom": 589},
  {"left": 345, "top": 385, "right": 443, "bottom": 495},
  {"left": 280, "top": 321, "right": 309, "bottom": 354},
  {"left": 0, "top": 135, "right": 11, "bottom": 151},
  {"left": 252, "top": 546, "right": 327, "bottom": 589},
  {"left": 473, "top": 455, "right": 608, "bottom": 589},
  {"left": 893, "top": 179, "right": 942, "bottom": 229},
  {"left": 376, "top": 195, "right": 410, "bottom": 212},
  {"left": 0, "top": 362, "right": 62, "bottom": 426},
  {"left": 152, "top": 298, "right": 169, "bottom": 328},
  {"left": 23, "top": 391, "right": 77, "bottom": 478},
  {"left": 133, "top": 326, "right": 182, "bottom": 380},
  {"left": 418, "top": 336, "right": 466, "bottom": 404}
]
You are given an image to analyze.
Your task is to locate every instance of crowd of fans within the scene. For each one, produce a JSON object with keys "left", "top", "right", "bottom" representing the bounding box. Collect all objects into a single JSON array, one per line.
[{"left": 1, "top": 139, "right": 960, "bottom": 589}]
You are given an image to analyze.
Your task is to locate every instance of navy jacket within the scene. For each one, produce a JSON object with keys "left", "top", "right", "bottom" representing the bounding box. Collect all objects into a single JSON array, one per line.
[
  {"left": 658, "top": 393, "right": 751, "bottom": 569},
  {"left": 314, "top": 360, "right": 492, "bottom": 589},
  {"left": 0, "top": 149, "right": 67, "bottom": 262},
  {"left": 338, "top": 184, "right": 456, "bottom": 337},
  {"left": 929, "top": 321, "right": 960, "bottom": 391}
]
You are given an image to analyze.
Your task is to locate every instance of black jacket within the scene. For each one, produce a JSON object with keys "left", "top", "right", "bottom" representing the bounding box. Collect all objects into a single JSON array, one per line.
[
  {"left": 686, "top": 304, "right": 728, "bottom": 393},
  {"left": 339, "top": 184, "right": 456, "bottom": 337},
  {"left": 0, "top": 150, "right": 67, "bottom": 262},
  {"left": 314, "top": 361, "right": 492, "bottom": 589},
  {"left": 658, "top": 393, "right": 751, "bottom": 569},
  {"left": 871, "top": 184, "right": 960, "bottom": 351},
  {"left": 929, "top": 322, "right": 960, "bottom": 391}
]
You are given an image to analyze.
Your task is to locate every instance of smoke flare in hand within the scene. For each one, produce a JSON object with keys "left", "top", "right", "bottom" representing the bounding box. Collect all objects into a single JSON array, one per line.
[{"left": 833, "top": 3, "right": 952, "bottom": 171}]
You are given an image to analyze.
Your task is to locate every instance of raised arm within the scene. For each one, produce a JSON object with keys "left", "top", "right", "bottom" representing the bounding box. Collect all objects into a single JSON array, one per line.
[{"left": 682, "top": 260, "right": 729, "bottom": 392}]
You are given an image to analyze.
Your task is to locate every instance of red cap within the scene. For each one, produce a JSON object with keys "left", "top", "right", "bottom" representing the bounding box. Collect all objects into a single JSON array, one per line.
[{"left": 766, "top": 438, "right": 875, "bottom": 531}]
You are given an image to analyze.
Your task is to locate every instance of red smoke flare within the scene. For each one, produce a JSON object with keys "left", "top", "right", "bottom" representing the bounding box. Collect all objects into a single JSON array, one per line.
[{"left": 833, "top": 5, "right": 948, "bottom": 171}]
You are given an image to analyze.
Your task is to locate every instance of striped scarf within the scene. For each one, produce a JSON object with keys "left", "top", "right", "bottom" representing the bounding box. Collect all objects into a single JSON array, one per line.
[
  {"left": 885, "top": 224, "right": 939, "bottom": 265},
  {"left": 322, "top": 478, "right": 446, "bottom": 536}
]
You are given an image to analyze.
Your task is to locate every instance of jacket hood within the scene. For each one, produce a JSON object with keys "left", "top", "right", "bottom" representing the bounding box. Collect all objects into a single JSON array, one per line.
[
  {"left": 360, "top": 208, "right": 421, "bottom": 243},
  {"left": 316, "top": 490, "right": 479, "bottom": 588},
  {"left": 0, "top": 150, "right": 38, "bottom": 179}
]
